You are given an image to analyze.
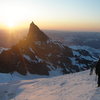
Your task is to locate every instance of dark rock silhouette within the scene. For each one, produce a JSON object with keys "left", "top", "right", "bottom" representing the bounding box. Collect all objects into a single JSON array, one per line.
[
  {"left": 0, "top": 22, "right": 93, "bottom": 75},
  {"left": 27, "top": 22, "right": 49, "bottom": 42}
]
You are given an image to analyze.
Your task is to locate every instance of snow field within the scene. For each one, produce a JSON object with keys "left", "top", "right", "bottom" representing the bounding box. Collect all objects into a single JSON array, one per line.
[{"left": 0, "top": 70, "right": 99, "bottom": 100}]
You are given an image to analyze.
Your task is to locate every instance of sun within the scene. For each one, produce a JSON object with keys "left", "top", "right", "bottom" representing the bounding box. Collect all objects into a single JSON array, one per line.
[{"left": 6, "top": 21, "right": 15, "bottom": 28}]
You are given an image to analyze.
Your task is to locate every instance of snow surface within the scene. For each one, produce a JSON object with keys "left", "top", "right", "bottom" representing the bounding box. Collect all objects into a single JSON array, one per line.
[
  {"left": 70, "top": 46, "right": 100, "bottom": 54},
  {"left": 72, "top": 50, "right": 97, "bottom": 61},
  {"left": 23, "top": 54, "right": 33, "bottom": 62},
  {"left": 23, "top": 54, "right": 43, "bottom": 63},
  {"left": 69, "top": 57, "right": 86, "bottom": 68},
  {"left": 70, "top": 46, "right": 99, "bottom": 62},
  {"left": 29, "top": 48, "right": 35, "bottom": 54},
  {"left": 0, "top": 48, "right": 10, "bottom": 54},
  {"left": 70, "top": 46, "right": 100, "bottom": 58},
  {"left": 0, "top": 70, "right": 100, "bottom": 100}
]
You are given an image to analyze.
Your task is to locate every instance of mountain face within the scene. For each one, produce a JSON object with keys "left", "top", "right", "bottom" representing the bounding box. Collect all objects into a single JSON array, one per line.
[{"left": 0, "top": 22, "right": 97, "bottom": 75}]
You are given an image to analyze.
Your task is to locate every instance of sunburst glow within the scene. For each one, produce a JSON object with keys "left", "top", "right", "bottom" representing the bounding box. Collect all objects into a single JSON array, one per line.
[
  {"left": 0, "top": 1, "right": 32, "bottom": 29},
  {"left": 6, "top": 21, "right": 14, "bottom": 28}
]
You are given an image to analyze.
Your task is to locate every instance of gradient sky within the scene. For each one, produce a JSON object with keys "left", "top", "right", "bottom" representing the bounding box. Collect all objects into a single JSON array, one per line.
[{"left": 0, "top": 0, "right": 100, "bottom": 32}]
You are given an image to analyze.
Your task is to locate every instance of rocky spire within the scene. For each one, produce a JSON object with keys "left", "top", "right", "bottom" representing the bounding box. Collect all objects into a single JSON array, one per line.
[{"left": 27, "top": 22, "right": 49, "bottom": 42}]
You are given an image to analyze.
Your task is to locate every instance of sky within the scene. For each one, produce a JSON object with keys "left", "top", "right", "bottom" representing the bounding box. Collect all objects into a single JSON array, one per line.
[{"left": 0, "top": 0, "right": 100, "bottom": 32}]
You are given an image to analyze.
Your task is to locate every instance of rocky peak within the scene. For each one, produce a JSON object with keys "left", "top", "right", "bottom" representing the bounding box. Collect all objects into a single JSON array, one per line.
[
  {"left": 27, "top": 22, "right": 49, "bottom": 42},
  {"left": 29, "top": 22, "right": 39, "bottom": 33}
]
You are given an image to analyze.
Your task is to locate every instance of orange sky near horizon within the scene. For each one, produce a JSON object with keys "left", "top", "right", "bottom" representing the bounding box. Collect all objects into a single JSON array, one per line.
[{"left": 0, "top": 20, "right": 99, "bottom": 32}]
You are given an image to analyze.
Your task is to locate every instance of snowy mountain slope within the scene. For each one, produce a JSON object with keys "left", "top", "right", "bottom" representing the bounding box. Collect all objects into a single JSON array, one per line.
[
  {"left": 70, "top": 46, "right": 100, "bottom": 59},
  {"left": 0, "top": 70, "right": 99, "bottom": 100}
]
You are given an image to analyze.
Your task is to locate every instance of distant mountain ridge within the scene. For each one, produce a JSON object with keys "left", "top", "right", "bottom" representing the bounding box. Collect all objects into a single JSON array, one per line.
[
  {"left": 0, "top": 22, "right": 97, "bottom": 75},
  {"left": 45, "top": 31, "right": 100, "bottom": 49}
]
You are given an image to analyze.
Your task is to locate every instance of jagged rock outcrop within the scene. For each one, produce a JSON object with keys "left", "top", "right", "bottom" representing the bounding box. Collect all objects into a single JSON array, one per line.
[{"left": 0, "top": 22, "right": 95, "bottom": 75}]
